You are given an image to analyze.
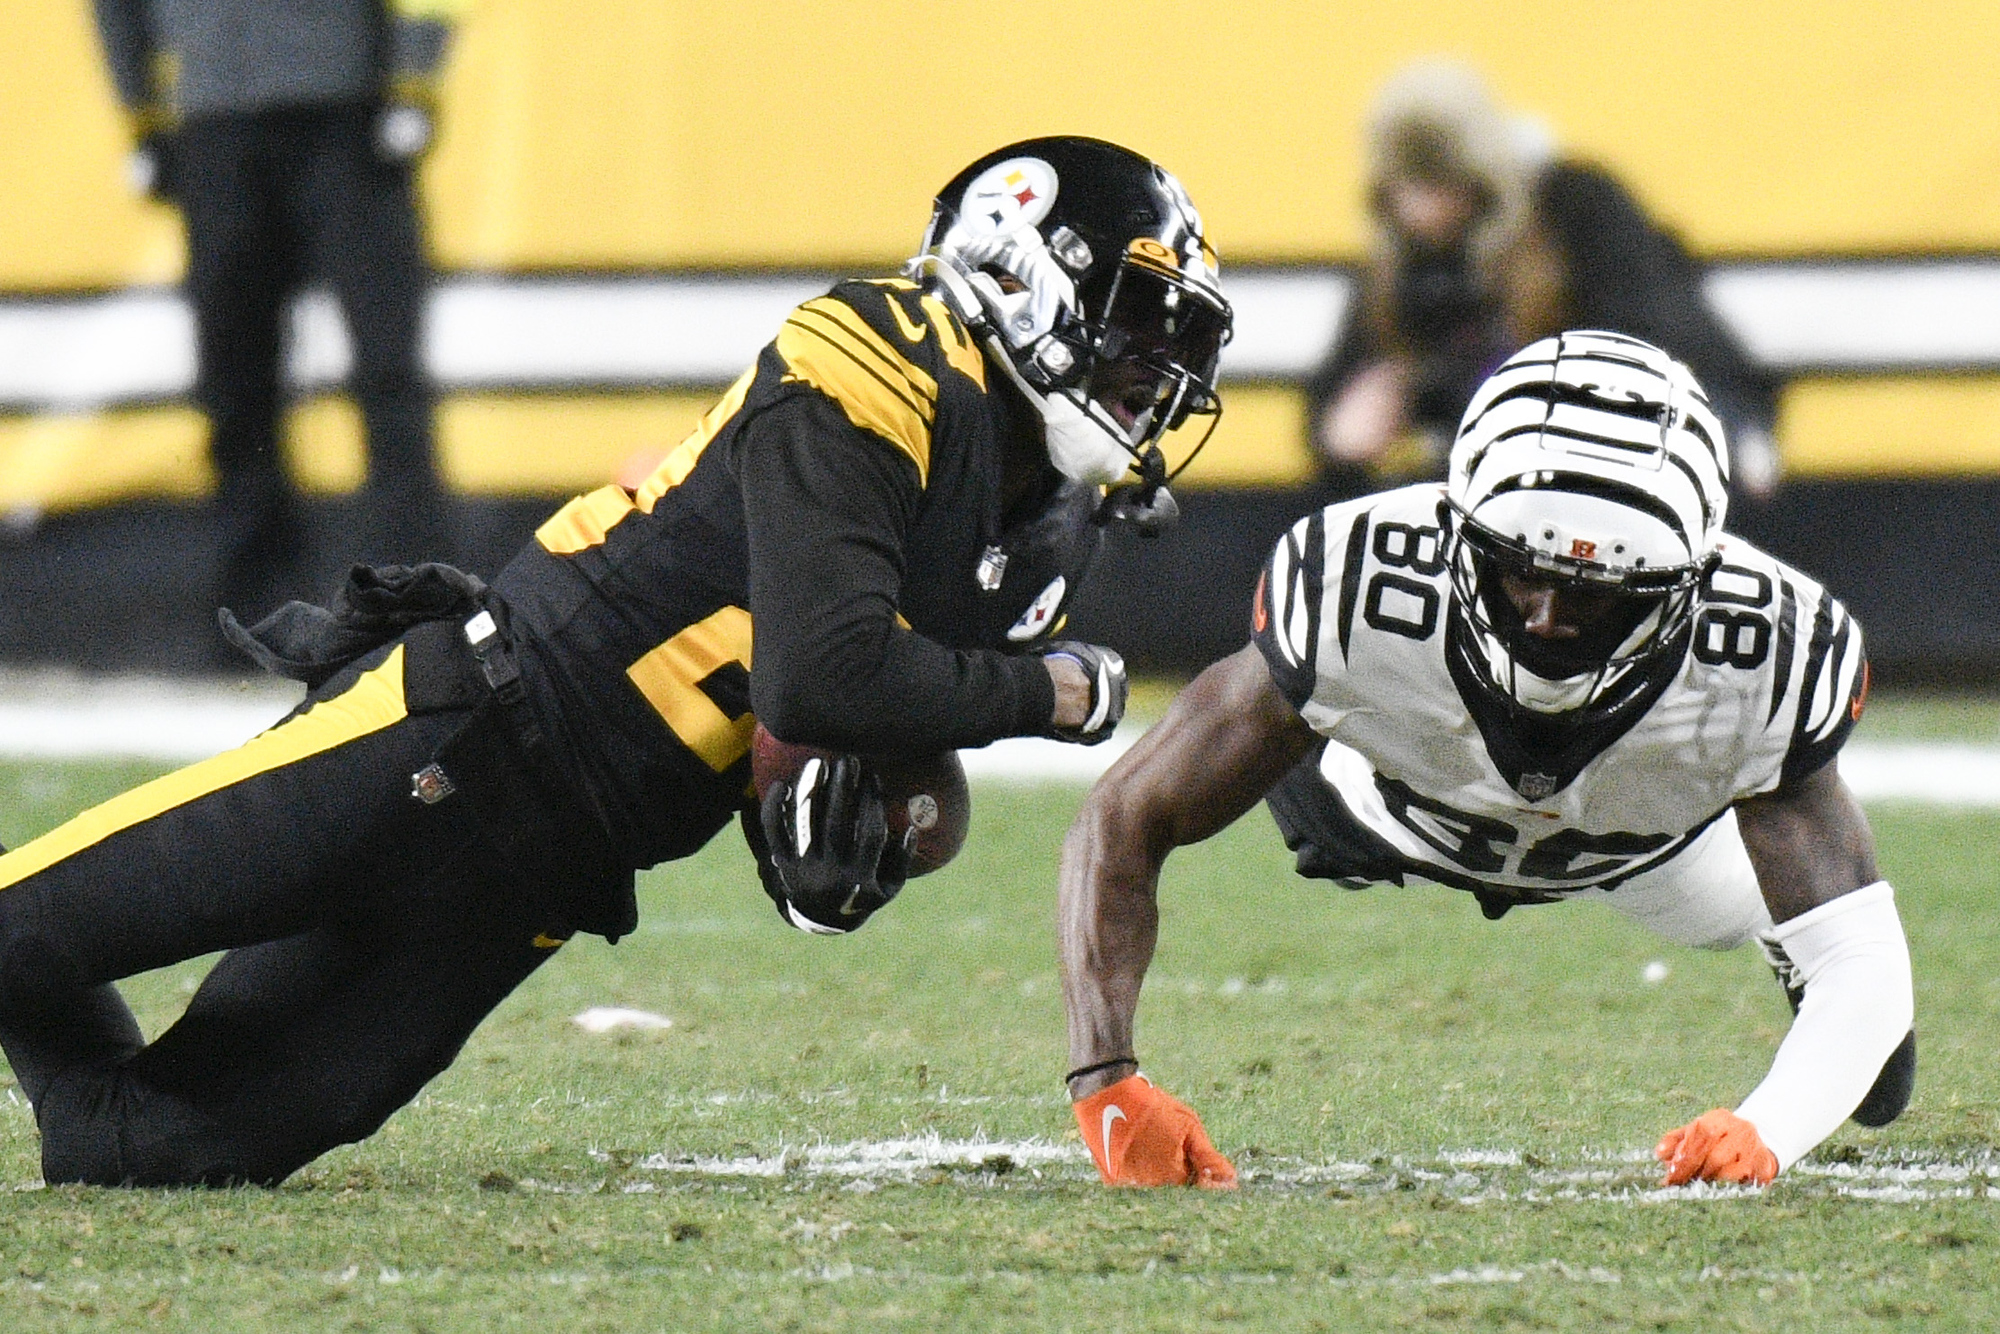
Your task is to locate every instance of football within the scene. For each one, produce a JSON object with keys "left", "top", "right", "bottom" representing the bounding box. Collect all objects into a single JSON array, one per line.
[{"left": 749, "top": 723, "right": 970, "bottom": 877}]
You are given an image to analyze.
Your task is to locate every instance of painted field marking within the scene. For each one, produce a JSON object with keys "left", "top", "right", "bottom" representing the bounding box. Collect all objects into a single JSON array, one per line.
[
  {"left": 512, "top": 1136, "right": 2000, "bottom": 1203},
  {"left": 573, "top": 1007, "right": 673, "bottom": 1033},
  {"left": 629, "top": 1134, "right": 1081, "bottom": 1182}
]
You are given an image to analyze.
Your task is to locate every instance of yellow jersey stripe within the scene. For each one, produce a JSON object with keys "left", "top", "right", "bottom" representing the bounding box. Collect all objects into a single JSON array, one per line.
[
  {"left": 779, "top": 312, "right": 932, "bottom": 414},
  {"left": 782, "top": 322, "right": 937, "bottom": 440},
  {"left": 788, "top": 304, "right": 938, "bottom": 425},
  {"left": 635, "top": 366, "right": 756, "bottom": 514},
  {"left": 795, "top": 297, "right": 940, "bottom": 410},
  {"left": 776, "top": 319, "right": 934, "bottom": 485},
  {"left": 0, "top": 647, "right": 411, "bottom": 892},
  {"left": 625, "top": 606, "right": 756, "bottom": 772},
  {"left": 536, "top": 483, "right": 639, "bottom": 555}
]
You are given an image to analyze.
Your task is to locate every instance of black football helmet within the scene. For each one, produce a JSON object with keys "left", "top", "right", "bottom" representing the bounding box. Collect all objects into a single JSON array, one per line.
[{"left": 910, "top": 137, "right": 1232, "bottom": 525}]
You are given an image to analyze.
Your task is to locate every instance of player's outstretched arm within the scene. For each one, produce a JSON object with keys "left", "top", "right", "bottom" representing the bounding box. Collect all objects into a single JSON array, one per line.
[
  {"left": 1734, "top": 757, "right": 1878, "bottom": 924},
  {"left": 1657, "top": 761, "right": 1912, "bottom": 1185},
  {"left": 1060, "top": 645, "right": 1316, "bottom": 1187}
]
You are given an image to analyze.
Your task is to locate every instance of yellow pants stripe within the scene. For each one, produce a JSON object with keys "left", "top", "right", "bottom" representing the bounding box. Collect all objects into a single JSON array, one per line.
[{"left": 0, "top": 647, "right": 412, "bottom": 892}]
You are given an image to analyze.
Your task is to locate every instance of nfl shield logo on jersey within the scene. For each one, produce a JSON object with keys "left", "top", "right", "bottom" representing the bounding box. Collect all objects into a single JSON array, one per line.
[{"left": 1518, "top": 772, "right": 1559, "bottom": 802}]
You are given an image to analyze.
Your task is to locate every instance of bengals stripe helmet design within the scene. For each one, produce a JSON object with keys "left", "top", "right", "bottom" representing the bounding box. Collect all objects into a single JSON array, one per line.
[{"left": 1444, "top": 330, "right": 1730, "bottom": 721}]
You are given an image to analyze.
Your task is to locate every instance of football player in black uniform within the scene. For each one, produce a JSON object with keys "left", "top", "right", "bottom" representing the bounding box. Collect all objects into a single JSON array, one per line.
[{"left": 0, "top": 137, "right": 1233, "bottom": 1186}]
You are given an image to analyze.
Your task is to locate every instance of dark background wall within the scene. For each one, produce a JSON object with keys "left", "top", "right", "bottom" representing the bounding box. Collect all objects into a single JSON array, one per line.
[{"left": 2, "top": 480, "right": 1993, "bottom": 684}]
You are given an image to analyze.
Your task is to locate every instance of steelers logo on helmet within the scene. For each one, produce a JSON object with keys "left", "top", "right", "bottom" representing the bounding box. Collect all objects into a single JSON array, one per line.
[
  {"left": 1443, "top": 330, "right": 1729, "bottom": 726},
  {"left": 959, "top": 157, "right": 1060, "bottom": 236}
]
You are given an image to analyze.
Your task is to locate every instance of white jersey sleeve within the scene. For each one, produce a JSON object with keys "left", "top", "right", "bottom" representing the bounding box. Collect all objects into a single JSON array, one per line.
[
  {"left": 1699, "top": 537, "right": 1870, "bottom": 800},
  {"left": 1252, "top": 486, "right": 1449, "bottom": 728}
]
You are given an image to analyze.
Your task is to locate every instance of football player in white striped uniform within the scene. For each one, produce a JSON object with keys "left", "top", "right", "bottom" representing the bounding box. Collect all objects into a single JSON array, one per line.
[{"left": 1061, "top": 332, "right": 1913, "bottom": 1190}]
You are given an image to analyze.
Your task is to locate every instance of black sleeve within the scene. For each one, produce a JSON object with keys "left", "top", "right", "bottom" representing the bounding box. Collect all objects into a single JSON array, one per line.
[
  {"left": 738, "top": 391, "right": 1056, "bottom": 756},
  {"left": 1540, "top": 162, "right": 1779, "bottom": 434},
  {"left": 92, "top": 0, "right": 156, "bottom": 111}
]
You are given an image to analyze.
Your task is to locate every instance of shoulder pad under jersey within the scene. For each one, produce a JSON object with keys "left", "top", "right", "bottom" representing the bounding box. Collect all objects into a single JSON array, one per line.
[
  {"left": 770, "top": 279, "right": 991, "bottom": 490},
  {"left": 1253, "top": 486, "right": 1448, "bottom": 712}
]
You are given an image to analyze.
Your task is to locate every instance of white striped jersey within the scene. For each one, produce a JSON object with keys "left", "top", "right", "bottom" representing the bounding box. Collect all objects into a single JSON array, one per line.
[{"left": 1252, "top": 484, "right": 1869, "bottom": 896}]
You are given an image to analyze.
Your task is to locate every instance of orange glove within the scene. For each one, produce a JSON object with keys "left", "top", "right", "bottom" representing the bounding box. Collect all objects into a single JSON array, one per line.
[
  {"left": 1073, "top": 1074, "right": 1237, "bottom": 1189},
  {"left": 1655, "top": 1108, "right": 1778, "bottom": 1187}
]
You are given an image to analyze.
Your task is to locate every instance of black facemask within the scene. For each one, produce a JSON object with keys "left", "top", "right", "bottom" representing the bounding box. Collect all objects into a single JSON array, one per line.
[{"left": 1475, "top": 561, "right": 1667, "bottom": 682}]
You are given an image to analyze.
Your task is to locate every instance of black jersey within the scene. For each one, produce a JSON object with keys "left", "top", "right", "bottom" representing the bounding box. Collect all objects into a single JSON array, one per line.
[{"left": 490, "top": 278, "right": 1099, "bottom": 868}]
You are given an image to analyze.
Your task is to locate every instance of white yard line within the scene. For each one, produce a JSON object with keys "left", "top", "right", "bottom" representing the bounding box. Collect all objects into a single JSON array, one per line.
[
  {"left": 629, "top": 1134, "right": 1082, "bottom": 1181},
  {"left": 0, "top": 670, "right": 1994, "bottom": 806},
  {"left": 547, "top": 1135, "right": 2000, "bottom": 1202}
]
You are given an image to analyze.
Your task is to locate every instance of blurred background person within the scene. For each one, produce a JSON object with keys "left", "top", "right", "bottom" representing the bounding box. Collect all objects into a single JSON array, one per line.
[
  {"left": 1305, "top": 58, "right": 1781, "bottom": 500},
  {"left": 93, "top": 0, "right": 460, "bottom": 628}
]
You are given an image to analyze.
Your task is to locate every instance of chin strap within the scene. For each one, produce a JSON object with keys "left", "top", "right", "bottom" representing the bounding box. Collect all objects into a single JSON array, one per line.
[
  {"left": 909, "top": 251, "right": 1182, "bottom": 517},
  {"left": 979, "top": 328, "right": 1138, "bottom": 488},
  {"left": 1096, "top": 445, "right": 1179, "bottom": 536}
]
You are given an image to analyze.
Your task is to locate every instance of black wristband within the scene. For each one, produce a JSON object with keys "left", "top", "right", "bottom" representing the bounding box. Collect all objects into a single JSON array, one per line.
[{"left": 1065, "top": 1056, "right": 1137, "bottom": 1086}]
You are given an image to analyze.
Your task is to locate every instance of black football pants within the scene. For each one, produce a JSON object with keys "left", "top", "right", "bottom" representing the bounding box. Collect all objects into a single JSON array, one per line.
[
  {"left": 0, "top": 647, "right": 577, "bottom": 1185},
  {"left": 177, "top": 104, "right": 449, "bottom": 618}
]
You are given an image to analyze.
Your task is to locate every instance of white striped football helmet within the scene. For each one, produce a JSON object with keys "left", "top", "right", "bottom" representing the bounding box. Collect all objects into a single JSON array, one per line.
[{"left": 1444, "top": 330, "right": 1729, "bottom": 720}]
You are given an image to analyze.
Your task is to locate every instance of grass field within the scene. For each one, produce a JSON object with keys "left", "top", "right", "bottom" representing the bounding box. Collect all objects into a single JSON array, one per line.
[{"left": 0, "top": 697, "right": 1994, "bottom": 1331}]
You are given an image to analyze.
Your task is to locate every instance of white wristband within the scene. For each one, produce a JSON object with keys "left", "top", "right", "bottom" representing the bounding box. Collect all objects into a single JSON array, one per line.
[{"left": 1735, "top": 881, "right": 1913, "bottom": 1171}]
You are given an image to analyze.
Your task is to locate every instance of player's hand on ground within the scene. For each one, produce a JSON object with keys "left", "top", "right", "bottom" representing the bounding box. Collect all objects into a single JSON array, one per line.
[
  {"left": 1038, "top": 640, "right": 1127, "bottom": 744},
  {"left": 1074, "top": 1074, "right": 1237, "bottom": 1188},
  {"left": 747, "top": 754, "right": 904, "bottom": 934},
  {"left": 1655, "top": 1108, "right": 1778, "bottom": 1187}
]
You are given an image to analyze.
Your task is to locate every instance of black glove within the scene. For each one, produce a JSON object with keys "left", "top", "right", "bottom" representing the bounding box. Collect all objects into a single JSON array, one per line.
[
  {"left": 742, "top": 755, "right": 911, "bottom": 934},
  {"left": 1036, "top": 640, "right": 1128, "bottom": 744}
]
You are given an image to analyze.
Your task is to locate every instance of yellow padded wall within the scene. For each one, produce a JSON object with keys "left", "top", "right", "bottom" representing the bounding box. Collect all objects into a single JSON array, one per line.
[{"left": 7, "top": 0, "right": 1999, "bottom": 286}]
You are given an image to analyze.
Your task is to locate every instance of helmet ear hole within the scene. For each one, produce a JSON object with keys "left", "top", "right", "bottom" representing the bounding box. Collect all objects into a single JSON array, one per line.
[{"left": 980, "top": 265, "right": 1028, "bottom": 295}]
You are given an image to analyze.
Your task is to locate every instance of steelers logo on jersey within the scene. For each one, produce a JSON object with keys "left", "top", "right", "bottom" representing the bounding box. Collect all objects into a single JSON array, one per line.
[{"left": 1007, "top": 574, "right": 1069, "bottom": 642}]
